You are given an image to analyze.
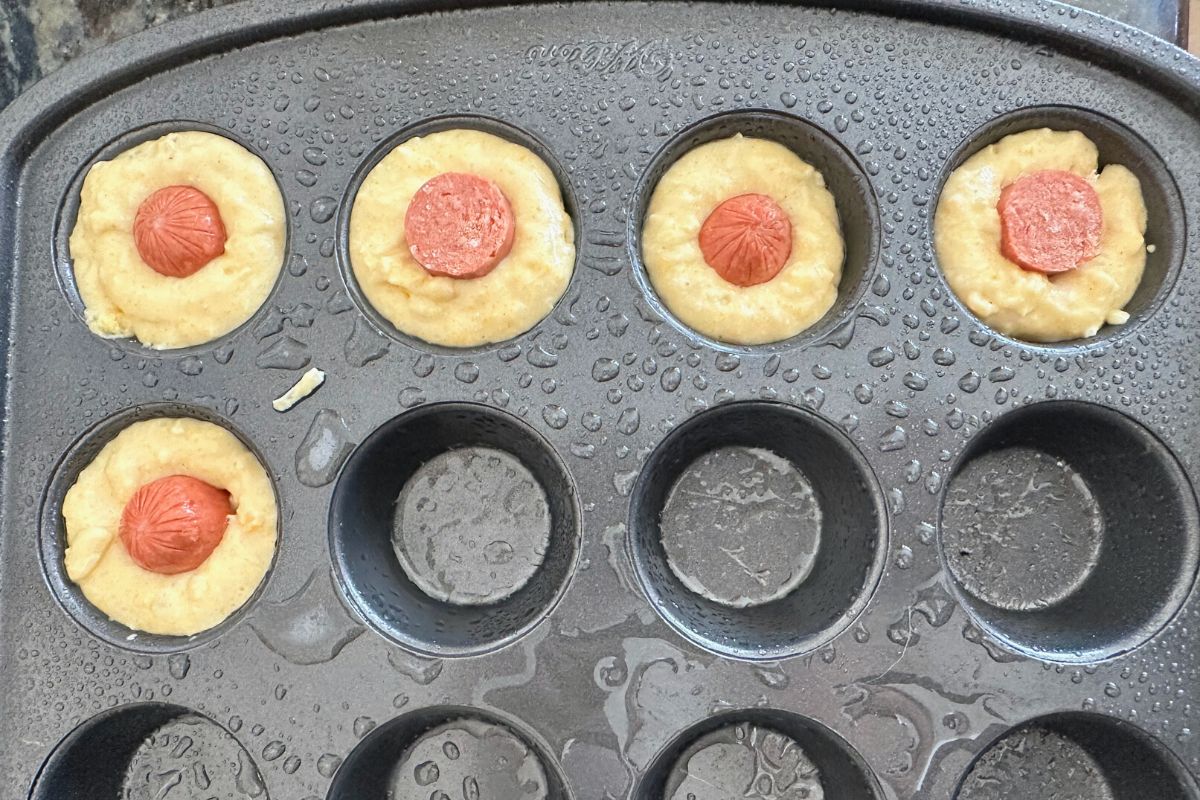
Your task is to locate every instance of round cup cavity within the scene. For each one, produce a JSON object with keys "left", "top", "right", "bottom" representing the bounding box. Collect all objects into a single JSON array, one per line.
[
  {"left": 627, "top": 401, "right": 887, "bottom": 660},
  {"left": 938, "top": 401, "right": 1199, "bottom": 662},
  {"left": 328, "top": 402, "right": 580, "bottom": 657},
  {"left": 325, "top": 705, "right": 572, "bottom": 800},
  {"left": 38, "top": 403, "right": 280, "bottom": 654},
  {"left": 954, "top": 712, "right": 1198, "bottom": 800},
  {"left": 30, "top": 702, "right": 267, "bottom": 800},
  {"left": 933, "top": 105, "right": 1185, "bottom": 349},
  {"left": 336, "top": 113, "right": 582, "bottom": 356},
  {"left": 53, "top": 120, "right": 291, "bottom": 358},
  {"left": 628, "top": 109, "right": 880, "bottom": 353},
  {"left": 634, "top": 708, "right": 880, "bottom": 800}
]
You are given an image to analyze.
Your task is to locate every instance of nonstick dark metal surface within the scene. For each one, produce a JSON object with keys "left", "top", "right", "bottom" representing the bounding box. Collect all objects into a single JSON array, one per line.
[{"left": 3, "top": 1, "right": 1200, "bottom": 798}]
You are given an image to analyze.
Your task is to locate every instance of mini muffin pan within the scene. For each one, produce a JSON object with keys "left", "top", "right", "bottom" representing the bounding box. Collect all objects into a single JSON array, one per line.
[{"left": 2, "top": 1, "right": 1200, "bottom": 798}]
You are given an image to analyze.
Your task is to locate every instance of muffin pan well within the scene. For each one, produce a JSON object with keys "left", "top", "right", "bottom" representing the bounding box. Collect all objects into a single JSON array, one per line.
[
  {"left": 38, "top": 402, "right": 281, "bottom": 654},
  {"left": 938, "top": 401, "right": 1199, "bottom": 663},
  {"left": 3, "top": 1, "right": 1200, "bottom": 799},
  {"left": 932, "top": 105, "right": 1186, "bottom": 350},
  {"left": 629, "top": 108, "right": 880, "bottom": 353},
  {"left": 329, "top": 402, "right": 580, "bottom": 656},
  {"left": 30, "top": 702, "right": 266, "bottom": 800},
  {"left": 327, "top": 705, "right": 572, "bottom": 800},
  {"left": 628, "top": 401, "right": 887, "bottom": 660},
  {"left": 52, "top": 120, "right": 292, "bottom": 358},
  {"left": 955, "top": 712, "right": 1198, "bottom": 800},
  {"left": 635, "top": 708, "right": 881, "bottom": 800}
]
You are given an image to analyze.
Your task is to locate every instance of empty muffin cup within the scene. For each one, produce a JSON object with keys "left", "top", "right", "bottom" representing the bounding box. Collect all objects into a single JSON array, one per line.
[
  {"left": 659, "top": 445, "right": 823, "bottom": 609},
  {"left": 30, "top": 703, "right": 266, "bottom": 800},
  {"left": 636, "top": 708, "right": 880, "bottom": 800},
  {"left": 326, "top": 705, "right": 571, "bottom": 800},
  {"left": 955, "top": 712, "right": 1197, "bottom": 800},
  {"left": 938, "top": 401, "right": 1199, "bottom": 662},
  {"left": 628, "top": 402, "right": 887, "bottom": 660},
  {"left": 392, "top": 446, "right": 551, "bottom": 606},
  {"left": 329, "top": 403, "right": 580, "bottom": 656}
]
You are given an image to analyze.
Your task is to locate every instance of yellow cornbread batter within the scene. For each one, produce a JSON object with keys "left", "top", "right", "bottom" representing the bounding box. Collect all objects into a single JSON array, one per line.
[
  {"left": 69, "top": 131, "right": 286, "bottom": 349},
  {"left": 641, "top": 134, "right": 845, "bottom": 345},
  {"left": 349, "top": 128, "right": 575, "bottom": 348},
  {"left": 935, "top": 128, "right": 1147, "bottom": 342},
  {"left": 63, "top": 417, "right": 277, "bottom": 636}
]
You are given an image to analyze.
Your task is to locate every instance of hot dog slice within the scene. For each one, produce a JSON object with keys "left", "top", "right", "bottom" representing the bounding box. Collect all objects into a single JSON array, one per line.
[
  {"left": 133, "top": 185, "right": 228, "bottom": 278},
  {"left": 698, "top": 193, "right": 793, "bottom": 287},
  {"left": 119, "top": 475, "right": 232, "bottom": 574},
  {"left": 404, "top": 172, "right": 516, "bottom": 279},
  {"left": 998, "top": 170, "right": 1102, "bottom": 274}
]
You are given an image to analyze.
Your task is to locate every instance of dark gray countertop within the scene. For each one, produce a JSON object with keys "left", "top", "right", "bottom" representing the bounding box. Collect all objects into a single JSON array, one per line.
[
  {"left": 0, "top": 0, "right": 1190, "bottom": 112},
  {"left": 0, "top": 0, "right": 235, "bottom": 109}
]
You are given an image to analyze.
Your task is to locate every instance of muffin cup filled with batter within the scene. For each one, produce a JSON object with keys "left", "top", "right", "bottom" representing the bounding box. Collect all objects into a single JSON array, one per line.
[
  {"left": 64, "top": 125, "right": 287, "bottom": 350},
  {"left": 933, "top": 106, "right": 1185, "bottom": 345},
  {"left": 40, "top": 405, "right": 278, "bottom": 650},
  {"left": 632, "top": 110, "right": 879, "bottom": 349},
  {"left": 344, "top": 117, "right": 577, "bottom": 349}
]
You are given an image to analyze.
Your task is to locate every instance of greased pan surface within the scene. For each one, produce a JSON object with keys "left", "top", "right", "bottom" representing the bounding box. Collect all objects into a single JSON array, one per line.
[{"left": 2, "top": 1, "right": 1200, "bottom": 798}]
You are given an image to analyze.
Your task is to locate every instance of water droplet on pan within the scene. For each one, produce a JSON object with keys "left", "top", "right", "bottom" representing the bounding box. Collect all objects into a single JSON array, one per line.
[
  {"left": 295, "top": 409, "right": 355, "bottom": 488},
  {"left": 387, "top": 650, "right": 444, "bottom": 685},
  {"left": 256, "top": 336, "right": 311, "bottom": 370},
  {"left": 344, "top": 317, "right": 390, "bottom": 367},
  {"left": 249, "top": 569, "right": 364, "bottom": 665},
  {"left": 167, "top": 653, "right": 190, "bottom": 680},
  {"left": 309, "top": 196, "right": 337, "bottom": 223},
  {"left": 592, "top": 358, "right": 620, "bottom": 382}
]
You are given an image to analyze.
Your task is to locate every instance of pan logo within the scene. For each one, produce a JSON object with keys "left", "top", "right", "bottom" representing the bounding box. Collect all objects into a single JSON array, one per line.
[{"left": 524, "top": 39, "right": 672, "bottom": 80}]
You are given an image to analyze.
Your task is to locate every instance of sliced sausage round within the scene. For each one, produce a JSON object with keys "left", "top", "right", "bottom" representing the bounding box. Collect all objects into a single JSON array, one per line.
[
  {"left": 698, "top": 193, "right": 793, "bottom": 287},
  {"left": 133, "top": 185, "right": 228, "bottom": 278},
  {"left": 119, "top": 475, "right": 232, "bottom": 574},
  {"left": 997, "top": 170, "right": 1103, "bottom": 274},
  {"left": 404, "top": 172, "right": 516, "bottom": 279}
]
